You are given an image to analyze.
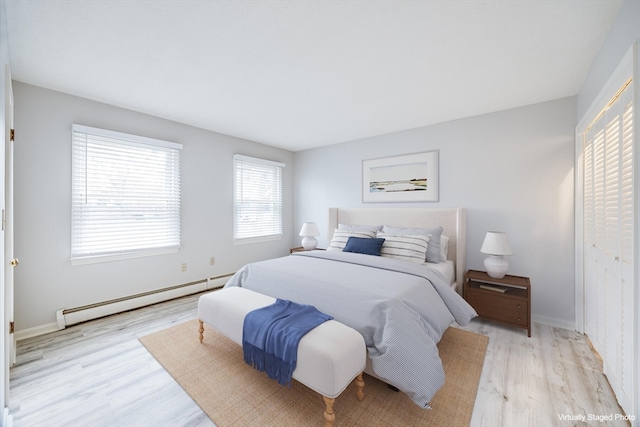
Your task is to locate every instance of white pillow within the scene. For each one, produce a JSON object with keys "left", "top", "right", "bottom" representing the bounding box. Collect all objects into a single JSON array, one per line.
[
  {"left": 377, "top": 232, "right": 430, "bottom": 264},
  {"left": 382, "top": 225, "right": 443, "bottom": 263},
  {"left": 338, "top": 222, "right": 383, "bottom": 232},
  {"left": 440, "top": 235, "right": 449, "bottom": 261},
  {"left": 327, "top": 229, "right": 377, "bottom": 251}
]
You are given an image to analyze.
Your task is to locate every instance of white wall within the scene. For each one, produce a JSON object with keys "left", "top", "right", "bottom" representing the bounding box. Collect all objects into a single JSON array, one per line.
[
  {"left": 577, "top": 0, "right": 640, "bottom": 120},
  {"left": 294, "top": 97, "right": 576, "bottom": 329},
  {"left": 13, "top": 82, "right": 295, "bottom": 332}
]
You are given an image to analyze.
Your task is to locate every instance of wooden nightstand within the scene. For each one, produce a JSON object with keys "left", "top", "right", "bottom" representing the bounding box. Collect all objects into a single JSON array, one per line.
[
  {"left": 463, "top": 269, "right": 531, "bottom": 337},
  {"left": 290, "top": 247, "right": 325, "bottom": 253}
]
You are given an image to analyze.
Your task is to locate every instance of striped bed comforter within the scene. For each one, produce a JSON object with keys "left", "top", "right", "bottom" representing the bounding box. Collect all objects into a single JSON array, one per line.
[{"left": 224, "top": 250, "right": 477, "bottom": 408}]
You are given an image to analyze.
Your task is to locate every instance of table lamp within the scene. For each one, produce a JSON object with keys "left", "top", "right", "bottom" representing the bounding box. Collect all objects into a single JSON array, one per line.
[
  {"left": 299, "top": 222, "right": 320, "bottom": 250},
  {"left": 480, "top": 231, "right": 513, "bottom": 279}
]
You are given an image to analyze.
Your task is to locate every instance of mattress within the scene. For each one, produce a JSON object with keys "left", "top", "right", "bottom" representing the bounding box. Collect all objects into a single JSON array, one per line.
[{"left": 427, "top": 260, "right": 455, "bottom": 287}]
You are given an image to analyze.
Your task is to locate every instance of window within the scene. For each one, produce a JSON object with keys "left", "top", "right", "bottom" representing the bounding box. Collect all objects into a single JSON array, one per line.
[
  {"left": 233, "top": 154, "right": 284, "bottom": 243},
  {"left": 71, "top": 125, "right": 182, "bottom": 264}
]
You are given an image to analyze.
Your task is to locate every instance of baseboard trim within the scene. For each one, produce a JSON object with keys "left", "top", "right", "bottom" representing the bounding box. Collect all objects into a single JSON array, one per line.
[
  {"left": 14, "top": 322, "right": 59, "bottom": 341},
  {"left": 2, "top": 406, "right": 13, "bottom": 427},
  {"left": 532, "top": 314, "right": 576, "bottom": 331}
]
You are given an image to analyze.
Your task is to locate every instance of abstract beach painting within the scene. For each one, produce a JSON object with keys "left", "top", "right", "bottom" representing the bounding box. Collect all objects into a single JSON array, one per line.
[{"left": 363, "top": 151, "right": 438, "bottom": 202}]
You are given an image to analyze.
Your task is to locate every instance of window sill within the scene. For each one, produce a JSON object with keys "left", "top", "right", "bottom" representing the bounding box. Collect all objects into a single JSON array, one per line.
[
  {"left": 233, "top": 235, "right": 282, "bottom": 245},
  {"left": 71, "top": 247, "right": 180, "bottom": 266}
]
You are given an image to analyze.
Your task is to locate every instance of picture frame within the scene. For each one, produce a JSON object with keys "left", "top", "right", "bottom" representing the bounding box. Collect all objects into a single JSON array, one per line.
[{"left": 362, "top": 150, "right": 439, "bottom": 203}]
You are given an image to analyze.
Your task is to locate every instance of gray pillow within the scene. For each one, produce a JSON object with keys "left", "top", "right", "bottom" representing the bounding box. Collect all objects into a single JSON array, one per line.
[{"left": 381, "top": 225, "right": 444, "bottom": 263}]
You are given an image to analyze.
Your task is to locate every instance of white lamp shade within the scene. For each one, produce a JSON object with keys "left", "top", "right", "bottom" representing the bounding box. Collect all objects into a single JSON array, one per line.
[
  {"left": 299, "top": 222, "right": 320, "bottom": 237},
  {"left": 480, "top": 232, "right": 513, "bottom": 256},
  {"left": 299, "top": 222, "right": 320, "bottom": 250}
]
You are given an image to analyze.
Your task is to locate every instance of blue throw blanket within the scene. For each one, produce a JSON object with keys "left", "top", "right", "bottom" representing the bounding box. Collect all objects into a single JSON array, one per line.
[{"left": 242, "top": 299, "right": 333, "bottom": 386}]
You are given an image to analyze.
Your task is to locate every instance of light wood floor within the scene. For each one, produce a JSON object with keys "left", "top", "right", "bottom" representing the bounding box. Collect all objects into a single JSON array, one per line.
[{"left": 8, "top": 292, "right": 629, "bottom": 427}]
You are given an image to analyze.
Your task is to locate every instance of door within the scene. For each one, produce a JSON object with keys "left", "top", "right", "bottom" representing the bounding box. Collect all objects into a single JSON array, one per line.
[
  {"left": 3, "top": 63, "right": 14, "bottom": 407},
  {"left": 579, "top": 72, "right": 635, "bottom": 421}
]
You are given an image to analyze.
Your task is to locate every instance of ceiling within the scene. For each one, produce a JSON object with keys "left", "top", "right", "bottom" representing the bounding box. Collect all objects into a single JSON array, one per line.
[{"left": 5, "top": 0, "right": 622, "bottom": 152}]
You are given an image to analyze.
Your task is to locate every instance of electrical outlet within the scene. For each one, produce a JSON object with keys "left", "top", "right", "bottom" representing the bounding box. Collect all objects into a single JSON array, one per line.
[
  {"left": 181, "top": 262, "right": 187, "bottom": 272},
  {"left": 210, "top": 257, "right": 216, "bottom": 266}
]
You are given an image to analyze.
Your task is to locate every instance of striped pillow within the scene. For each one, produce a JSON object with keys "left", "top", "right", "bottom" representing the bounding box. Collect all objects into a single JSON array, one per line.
[
  {"left": 378, "top": 232, "right": 430, "bottom": 264},
  {"left": 327, "top": 229, "right": 377, "bottom": 251},
  {"left": 382, "top": 225, "right": 443, "bottom": 263}
]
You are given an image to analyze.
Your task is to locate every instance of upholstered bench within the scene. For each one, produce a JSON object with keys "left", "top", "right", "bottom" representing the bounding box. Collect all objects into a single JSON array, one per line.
[{"left": 198, "top": 287, "right": 366, "bottom": 427}]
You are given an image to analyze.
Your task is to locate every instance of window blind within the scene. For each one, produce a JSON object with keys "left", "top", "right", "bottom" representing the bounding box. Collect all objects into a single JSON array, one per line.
[
  {"left": 71, "top": 125, "right": 182, "bottom": 263},
  {"left": 233, "top": 154, "right": 284, "bottom": 243}
]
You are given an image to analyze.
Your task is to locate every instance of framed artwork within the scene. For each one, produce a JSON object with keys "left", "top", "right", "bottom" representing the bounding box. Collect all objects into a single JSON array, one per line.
[{"left": 362, "top": 150, "right": 439, "bottom": 203}]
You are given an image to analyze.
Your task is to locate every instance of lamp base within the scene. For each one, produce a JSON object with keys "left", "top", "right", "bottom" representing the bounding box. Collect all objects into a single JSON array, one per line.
[
  {"left": 484, "top": 255, "right": 509, "bottom": 279},
  {"left": 301, "top": 236, "right": 318, "bottom": 250}
]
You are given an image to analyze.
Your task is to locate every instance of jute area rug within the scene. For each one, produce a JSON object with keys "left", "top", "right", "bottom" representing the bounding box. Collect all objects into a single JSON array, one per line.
[{"left": 140, "top": 319, "right": 488, "bottom": 427}]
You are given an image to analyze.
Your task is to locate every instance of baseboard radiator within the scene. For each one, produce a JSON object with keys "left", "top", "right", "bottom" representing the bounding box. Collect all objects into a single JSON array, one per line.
[{"left": 56, "top": 273, "right": 235, "bottom": 329}]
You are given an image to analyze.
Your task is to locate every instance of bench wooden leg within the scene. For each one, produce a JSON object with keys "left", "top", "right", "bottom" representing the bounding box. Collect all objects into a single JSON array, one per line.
[
  {"left": 198, "top": 320, "right": 204, "bottom": 343},
  {"left": 322, "top": 396, "right": 335, "bottom": 427},
  {"left": 355, "top": 372, "right": 365, "bottom": 401}
]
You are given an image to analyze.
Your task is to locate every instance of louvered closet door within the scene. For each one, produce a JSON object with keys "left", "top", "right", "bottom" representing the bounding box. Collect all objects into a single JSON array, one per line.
[
  {"left": 583, "top": 127, "right": 603, "bottom": 350},
  {"left": 581, "top": 79, "right": 634, "bottom": 415},
  {"left": 618, "top": 96, "right": 634, "bottom": 410},
  {"left": 583, "top": 133, "right": 596, "bottom": 341},
  {"left": 603, "top": 105, "right": 621, "bottom": 388}
]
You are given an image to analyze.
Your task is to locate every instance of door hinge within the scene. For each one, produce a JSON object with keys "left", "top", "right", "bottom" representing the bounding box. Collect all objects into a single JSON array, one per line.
[
  {"left": 9, "top": 321, "right": 14, "bottom": 334},
  {"left": 10, "top": 128, "right": 15, "bottom": 142}
]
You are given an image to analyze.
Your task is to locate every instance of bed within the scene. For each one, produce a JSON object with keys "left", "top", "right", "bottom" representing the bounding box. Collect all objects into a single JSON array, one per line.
[
  {"left": 327, "top": 207, "right": 467, "bottom": 292},
  {"left": 224, "top": 207, "right": 477, "bottom": 408}
]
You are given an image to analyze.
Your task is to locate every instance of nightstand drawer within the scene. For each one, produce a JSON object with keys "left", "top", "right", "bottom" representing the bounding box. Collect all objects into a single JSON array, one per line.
[
  {"left": 472, "top": 303, "right": 529, "bottom": 327},
  {"left": 464, "top": 270, "right": 531, "bottom": 337},
  {"left": 465, "top": 290, "right": 527, "bottom": 313}
]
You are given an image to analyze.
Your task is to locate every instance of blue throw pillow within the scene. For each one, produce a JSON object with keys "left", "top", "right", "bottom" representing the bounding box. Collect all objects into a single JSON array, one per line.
[{"left": 342, "top": 237, "right": 385, "bottom": 256}]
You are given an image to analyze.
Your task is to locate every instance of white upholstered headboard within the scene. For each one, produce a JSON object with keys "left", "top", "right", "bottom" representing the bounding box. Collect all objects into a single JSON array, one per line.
[{"left": 328, "top": 207, "right": 467, "bottom": 293}]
